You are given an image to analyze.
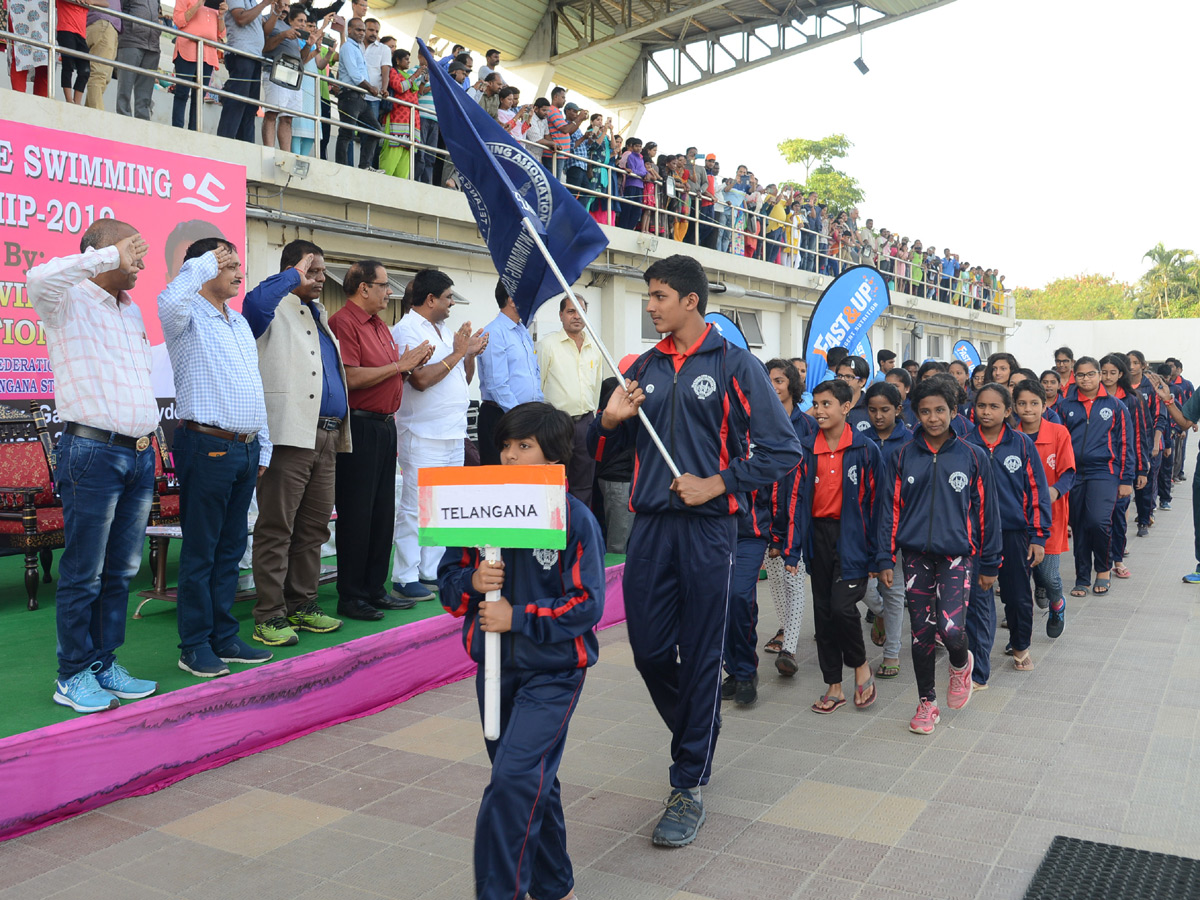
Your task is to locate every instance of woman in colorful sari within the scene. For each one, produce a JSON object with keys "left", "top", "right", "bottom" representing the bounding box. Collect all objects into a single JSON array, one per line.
[{"left": 378, "top": 49, "right": 422, "bottom": 179}]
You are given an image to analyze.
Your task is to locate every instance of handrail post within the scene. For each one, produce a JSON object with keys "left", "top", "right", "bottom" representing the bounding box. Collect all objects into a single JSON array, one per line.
[
  {"left": 48, "top": 1, "right": 57, "bottom": 98},
  {"left": 196, "top": 38, "right": 205, "bottom": 132}
]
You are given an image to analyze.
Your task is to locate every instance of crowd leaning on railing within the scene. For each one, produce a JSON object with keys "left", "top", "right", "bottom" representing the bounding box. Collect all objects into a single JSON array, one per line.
[{"left": 3, "top": 6, "right": 1010, "bottom": 310}]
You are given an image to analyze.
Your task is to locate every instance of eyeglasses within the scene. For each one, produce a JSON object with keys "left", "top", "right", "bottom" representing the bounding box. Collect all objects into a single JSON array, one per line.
[
  {"left": 1075, "top": 371, "right": 1099, "bottom": 379},
  {"left": 836, "top": 373, "right": 859, "bottom": 381},
  {"left": 367, "top": 281, "right": 390, "bottom": 288},
  {"left": 1054, "top": 358, "right": 1071, "bottom": 365}
]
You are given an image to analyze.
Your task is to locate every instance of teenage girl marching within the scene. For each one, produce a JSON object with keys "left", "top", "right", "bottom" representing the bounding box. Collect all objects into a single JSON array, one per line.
[{"left": 1099, "top": 354, "right": 1150, "bottom": 579}]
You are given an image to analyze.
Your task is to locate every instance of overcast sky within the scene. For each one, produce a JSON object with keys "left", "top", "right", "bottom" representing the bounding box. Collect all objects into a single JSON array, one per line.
[{"left": 573, "top": 0, "right": 1196, "bottom": 290}]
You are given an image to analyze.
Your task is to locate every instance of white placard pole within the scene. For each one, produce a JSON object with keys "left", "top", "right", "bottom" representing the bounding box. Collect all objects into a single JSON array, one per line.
[
  {"left": 520, "top": 217, "right": 682, "bottom": 479},
  {"left": 482, "top": 545, "right": 502, "bottom": 740}
]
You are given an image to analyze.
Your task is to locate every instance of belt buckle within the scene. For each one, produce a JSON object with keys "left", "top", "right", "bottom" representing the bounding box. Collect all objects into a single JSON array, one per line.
[{"left": 136, "top": 436, "right": 151, "bottom": 452}]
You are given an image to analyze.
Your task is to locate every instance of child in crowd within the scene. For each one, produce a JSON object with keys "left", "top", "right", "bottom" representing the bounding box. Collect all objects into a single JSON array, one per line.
[
  {"left": 1059, "top": 357, "right": 1136, "bottom": 596},
  {"left": 877, "top": 377, "right": 1000, "bottom": 734},
  {"left": 437, "top": 402, "right": 605, "bottom": 900},
  {"left": 761, "top": 359, "right": 815, "bottom": 676},
  {"left": 1100, "top": 354, "right": 1150, "bottom": 579},
  {"left": 1013, "top": 380, "right": 1076, "bottom": 638},
  {"left": 799, "top": 379, "right": 882, "bottom": 713},
  {"left": 1126, "top": 350, "right": 1167, "bottom": 538},
  {"left": 929, "top": 372, "right": 973, "bottom": 436},
  {"left": 862, "top": 382, "right": 911, "bottom": 679},
  {"left": 836, "top": 355, "right": 872, "bottom": 433},
  {"left": 885, "top": 366, "right": 918, "bottom": 429},
  {"left": 970, "top": 364, "right": 986, "bottom": 399},
  {"left": 964, "top": 383, "right": 1050, "bottom": 678},
  {"left": 984, "top": 352, "right": 1019, "bottom": 387}
]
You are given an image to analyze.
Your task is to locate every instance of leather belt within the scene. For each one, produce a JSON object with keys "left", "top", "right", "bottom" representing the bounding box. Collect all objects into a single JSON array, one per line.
[
  {"left": 66, "top": 422, "right": 153, "bottom": 452},
  {"left": 317, "top": 416, "right": 343, "bottom": 431},
  {"left": 349, "top": 409, "right": 392, "bottom": 422},
  {"left": 183, "top": 420, "right": 258, "bottom": 443},
  {"left": 572, "top": 411, "right": 595, "bottom": 423}
]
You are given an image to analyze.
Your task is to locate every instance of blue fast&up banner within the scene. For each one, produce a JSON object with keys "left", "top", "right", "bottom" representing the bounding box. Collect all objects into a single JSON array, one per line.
[
  {"left": 704, "top": 312, "right": 747, "bottom": 350},
  {"left": 802, "top": 265, "right": 890, "bottom": 391},
  {"left": 851, "top": 334, "right": 874, "bottom": 381},
  {"left": 953, "top": 339, "right": 981, "bottom": 367}
]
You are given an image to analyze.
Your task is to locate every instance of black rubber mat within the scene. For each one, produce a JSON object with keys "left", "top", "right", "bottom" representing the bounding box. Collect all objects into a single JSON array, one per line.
[{"left": 1024, "top": 836, "right": 1200, "bottom": 899}]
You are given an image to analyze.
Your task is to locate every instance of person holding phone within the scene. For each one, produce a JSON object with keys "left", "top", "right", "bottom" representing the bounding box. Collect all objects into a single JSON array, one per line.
[{"left": 173, "top": 0, "right": 226, "bottom": 130}]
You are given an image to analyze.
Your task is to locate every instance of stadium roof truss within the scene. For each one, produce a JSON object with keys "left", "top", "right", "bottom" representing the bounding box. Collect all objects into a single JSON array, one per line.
[{"left": 427, "top": 0, "right": 954, "bottom": 104}]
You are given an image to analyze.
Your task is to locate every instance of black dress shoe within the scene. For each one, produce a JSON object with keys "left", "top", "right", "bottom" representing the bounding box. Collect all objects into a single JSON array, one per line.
[
  {"left": 337, "top": 598, "right": 384, "bottom": 621},
  {"left": 368, "top": 593, "right": 417, "bottom": 611}
]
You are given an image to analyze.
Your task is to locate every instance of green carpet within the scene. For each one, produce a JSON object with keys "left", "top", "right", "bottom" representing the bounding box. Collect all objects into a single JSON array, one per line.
[{"left": 0, "top": 547, "right": 626, "bottom": 740}]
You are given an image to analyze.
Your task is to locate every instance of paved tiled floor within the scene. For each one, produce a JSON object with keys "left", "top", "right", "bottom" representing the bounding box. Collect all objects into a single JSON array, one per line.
[{"left": 5, "top": 501, "right": 1200, "bottom": 900}]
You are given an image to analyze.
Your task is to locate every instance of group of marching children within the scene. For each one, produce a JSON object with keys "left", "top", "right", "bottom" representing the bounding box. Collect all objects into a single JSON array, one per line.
[{"left": 730, "top": 344, "right": 1169, "bottom": 735}]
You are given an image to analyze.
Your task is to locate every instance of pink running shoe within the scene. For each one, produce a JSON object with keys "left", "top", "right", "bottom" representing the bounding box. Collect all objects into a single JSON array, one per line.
[
  {"left": 909, "top": 699, "right": 940, "bottom": 735},
  {"left": 947, "top": 650, "right": 974, "bottom": 710}
]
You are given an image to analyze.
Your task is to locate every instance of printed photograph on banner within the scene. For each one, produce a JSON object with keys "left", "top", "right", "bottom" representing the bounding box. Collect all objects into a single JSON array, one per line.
[{"left": 0, "top": 119, "right": 247, "bottom": 433}]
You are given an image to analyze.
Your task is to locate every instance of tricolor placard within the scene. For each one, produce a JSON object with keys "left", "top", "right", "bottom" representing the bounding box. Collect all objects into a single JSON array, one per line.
[{"left": 418, "top": 465, "right": 567, "bottom": 550}]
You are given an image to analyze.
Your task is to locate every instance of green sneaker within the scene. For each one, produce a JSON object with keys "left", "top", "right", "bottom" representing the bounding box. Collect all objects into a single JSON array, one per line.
[
  {"left": 287, "top": 602, "right": 343, "bottom": 634},
  {"left": 253, "top": 616, "right": 299, "bottom": 647}
]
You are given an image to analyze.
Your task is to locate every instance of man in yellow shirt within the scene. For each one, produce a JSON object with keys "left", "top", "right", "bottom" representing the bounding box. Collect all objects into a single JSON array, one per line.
[
  {"left": 764, "top": 186, "right": 789, "bottom": 264},
  {"left": 537, "top": 294, "right": 603, "bottom": 504}
]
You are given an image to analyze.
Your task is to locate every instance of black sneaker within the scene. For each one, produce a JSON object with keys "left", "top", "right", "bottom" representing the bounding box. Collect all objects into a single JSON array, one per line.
[
  {"left": 720, "top": 675, "right": 736, "bottom": 701},
  {"left": 1047, "top": 600, "right": 1065, "bottom": 639},
  {"left": 734, "top": 676, "right": 758, "bottom": 707},
  {"left": 651, "top": 789, "right": 705, "bottom": 847},
  {"left": 775, "top": 650, "right": 798, "bottom": 677},
  {"left": 1034, "top": 586, "right": 1048, "bottom": 610},
  {"left": 1137, "top": 524, "right": 1150, "bottom": 538},
  {"left": 865, "top": 609, "right": 876, "bottom": 624}
]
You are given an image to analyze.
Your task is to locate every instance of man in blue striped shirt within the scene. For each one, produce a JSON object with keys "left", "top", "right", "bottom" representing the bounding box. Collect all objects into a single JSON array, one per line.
[
  {"left": 477, "top": 280, "right": 542, "bottom": 465},
  {"left": 159, "top": 239, "right": 273, "bottom": 678}
]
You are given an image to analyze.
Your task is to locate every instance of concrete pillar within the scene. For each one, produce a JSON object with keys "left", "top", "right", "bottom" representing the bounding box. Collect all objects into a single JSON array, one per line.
[
  {"left": 506, "top": 61, "right": 556, "bottom": 98},
  {"left": 380, "top": 7, "right": 438, "bottom": 54},
  {"left": 610, "top": 102, "right": 645, "bottom": 136}
]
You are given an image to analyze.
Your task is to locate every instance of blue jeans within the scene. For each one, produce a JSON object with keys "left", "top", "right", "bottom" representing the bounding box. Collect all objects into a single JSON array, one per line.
[
  {"left": 415, "top": 116, "right": 439, "bottom": 183},
  {"left": 53, "top": 432, "right": 155, "bottom": 679},
  {"left": 1032, "top": 552, "right": 1063, "bottom": 609},
  {"left": 172, "top": 55, "right": 213, "bottom": 131},
  {"left": 172, "top": 427, "right": 259, "bottom": 652},
  {"left": 216, "top": 55, "right": 261, "bottom": 142}
]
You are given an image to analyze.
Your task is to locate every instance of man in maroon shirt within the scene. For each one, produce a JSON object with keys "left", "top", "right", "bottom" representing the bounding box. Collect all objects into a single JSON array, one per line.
[{"left": 328, "top": 260, "right": 432, "bottom": 620}]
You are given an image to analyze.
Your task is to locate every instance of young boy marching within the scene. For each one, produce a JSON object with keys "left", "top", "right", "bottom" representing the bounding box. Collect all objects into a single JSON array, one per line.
[
  {"left": 588, "top": 255, "right": 800, "bottom": 846},
  {"left": 438, "top": 403, "right": 605, "bottom": 900}
]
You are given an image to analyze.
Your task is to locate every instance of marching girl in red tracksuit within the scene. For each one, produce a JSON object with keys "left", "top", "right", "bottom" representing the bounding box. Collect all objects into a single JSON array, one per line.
[
  {"left": 877, "top": 377, "right": 1001, "bottom": 735},
  {"left": 1058, "top": 357, "right": 1136, "bottom": 597},
  {"left": 964, "top": 383, "right": 1051, "bottom": 678},
  {"left": 1100, "top": 354, "right": 1150, "bottom": 579}
]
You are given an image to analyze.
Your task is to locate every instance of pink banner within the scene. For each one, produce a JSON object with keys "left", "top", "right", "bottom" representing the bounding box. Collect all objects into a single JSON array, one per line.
[{"left": 0, "top": 119, "right": 247, "bottom": 406}]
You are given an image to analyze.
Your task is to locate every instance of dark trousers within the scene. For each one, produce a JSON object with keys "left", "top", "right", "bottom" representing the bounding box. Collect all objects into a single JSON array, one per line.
[
  {"left": 1159, "top": 443, "right": 1175, "bottom": 503},
  {"left": 477, "top": 401, "right": 503, "bottom": 466},
  {"left": 1175, "top": 431, "right": 1189, "bottom": 480},
  {"left": 904, "top": 551, "right": 972, "bottom": 702},
  {"left": 336, "top": 90, "right": 380, "bottom": 168},
  {"left": 723, "top": 537, "right": 767, "bottom": 681},
  {"left": 1111, "top": 493, "right": 1132, "bottom": 563},
  {"left": 475, "top": 666, "right": 583, "bottom": 900},
  {"left": 1069, "top": 478, "right": 1119, "bottom": 586},
  {"left": 414, "top": 116, "right": 439, "bottom": 183},
  {"left": 172, "top": 56, "right": 213, "bottom": 130},
  {"left": 335, "top": 415, "right": 396, "bottom": 605},
  {"left": 216, "top": 55, "right": 261, "bottom": 142},
  {"left": 172, "top": 427, "right": 259, "bottom": 651},
  {"left": 1137, "top": 451, "right": 1161, "bottom": 525},
  {"left": 967, "top": 529, "right": 1032, "bottom": 685},
  {"left": 565, "top": 165, "right": 588, "bottom": 201},
  {"left": 810, "top": 518, "right": 868, "bottom": 685},
  {"left": 320, "top": 97, "right": 332, "bottom": 159},
  {"left": 1192, "top": 457, "right": 1200, "bottom": 565},
  {"left": 623, "top": 512, "right": 735, "bottom": 789},
  {"left": 567, "top": 413, "right": 596, "bottom": 507},
  {"left": 618, "top": 186, "right": 643, "bottom": 230}
]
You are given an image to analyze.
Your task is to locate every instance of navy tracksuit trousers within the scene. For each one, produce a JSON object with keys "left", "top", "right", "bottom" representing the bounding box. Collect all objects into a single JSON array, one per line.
[
  {"left": 1111, "top": 494, "right": 1133, "bottom": 563},
  {"left": 624, "top": 512, "right": 736, "bottom": 790},
  {"left": 1136, "top": 451, "right": 1161, "bottom": 526},
  {"left": 724, "top": 537, "right": 768, "bottom": 682},
  {"left": 1069, "top": 478, "right": 1119, "bottom": 587},
  {"left": 1159, "top": 447, "right": 1174, "bottom": 504},
  {"left": 474, "top": 666, "right": 585, "bottom": 900},
  {"left": 967, "top": 529, "right": 1033, "bottom": 685}
]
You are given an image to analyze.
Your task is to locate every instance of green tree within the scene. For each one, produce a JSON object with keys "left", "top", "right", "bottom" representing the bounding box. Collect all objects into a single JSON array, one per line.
[
  {"left": 777, "top": 135, "right": 863, "bottom": 214},
  {"left": 777, "top": 134, "right": 853, "bottom": 182},
  {"left": 1136, "top": 243, "right": 1200, "bottom": 318},
  {"left": 1012, "top": 274, "right": 1134, "bottom": 320},
  {"left": 805, "top": 165, "right": 864, "bottom": 215}
]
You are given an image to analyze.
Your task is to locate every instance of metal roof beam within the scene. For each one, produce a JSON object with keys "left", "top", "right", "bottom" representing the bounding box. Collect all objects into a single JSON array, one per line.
[{"left": 549, "top": 0, "right": 734, "bottom": 64}]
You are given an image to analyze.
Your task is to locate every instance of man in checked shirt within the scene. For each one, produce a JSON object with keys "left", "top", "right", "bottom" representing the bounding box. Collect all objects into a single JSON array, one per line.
[
  {"left": 27, "top": 220, "right": 160, "bottom": 714},
  {"left": 159, "top": 238, "right": 273, "bottom": 678}
]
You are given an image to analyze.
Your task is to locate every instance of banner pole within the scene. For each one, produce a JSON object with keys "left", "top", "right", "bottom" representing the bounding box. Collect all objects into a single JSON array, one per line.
[
  {"left": 482, "top": 545, "right": 501, "bottom": 741},
  {"left": 519, "top": 218, "right": 682, "bottom": 479}
]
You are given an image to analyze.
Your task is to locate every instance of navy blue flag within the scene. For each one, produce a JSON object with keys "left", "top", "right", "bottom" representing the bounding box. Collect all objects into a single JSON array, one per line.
[
  {"left": 802, "top": 265, "right": 891, "bottom": 391},
  {"left": 417, "top": 39, "right": 609, "bottom": 324}
]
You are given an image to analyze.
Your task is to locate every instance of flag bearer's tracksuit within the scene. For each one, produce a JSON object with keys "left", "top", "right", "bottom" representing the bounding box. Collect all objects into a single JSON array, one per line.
[
  {"left": 437, "top": 495, "right": 604, "bottom": 900},
  {"left": 863, "top": 422, "right": 913, "bottom": 662},
  {"left": 963, "top": 424, "right": 1050, "bottom": 683},
  {"left": 1132, "top": 378, "right": 1167, "bottom": 526},
  {"left": 723, "top": 485, "right": 776, "bottom": 682},
  {"left": 1059, "top": 385, "right": 1135, "bottom": 588},
  {"left": 877, "top": 430, "right": 1001, "bottom": 703},
  {"left": 1111, "top": 387, "right": 1151, "bottom": 564},
  {"left": 587, "top": 325, "right": 800, "bottom": 791}
]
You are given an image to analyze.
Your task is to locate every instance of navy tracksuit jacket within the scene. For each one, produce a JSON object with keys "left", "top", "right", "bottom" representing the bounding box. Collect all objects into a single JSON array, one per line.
[
  {"left": 587, "top": 324, "right": 801, "bottom": 789},
  {"left": 1133, "top": 377, "right": 1167, "bottom": 524},
  {"left": 437, "top": 495, "right": 604, "bottom": 900},
  {"left": 1112, "top": 386, "right": 1151, "bottom": 562},
  {"left": 866, "top": 421, "right": 913, "bottom": 476}
]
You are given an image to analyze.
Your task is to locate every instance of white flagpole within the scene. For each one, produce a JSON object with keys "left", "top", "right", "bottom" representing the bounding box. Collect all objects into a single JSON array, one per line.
[
  {"left": 520, "top": 218, "right": 682, "bottom": 479},
  {"left": 482, "top": 545, "right": 502, "bottom": 740}
]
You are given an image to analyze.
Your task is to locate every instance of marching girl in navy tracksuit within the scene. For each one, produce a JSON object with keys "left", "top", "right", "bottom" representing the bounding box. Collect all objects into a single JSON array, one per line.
[
  {"left": 885, "top": 367, "right": 919, "bottom": 430},
  {"left": 438, "top": 403, "right": 605, "bottom": 900},
  {"left": 1100, "top": 354, "right": 1150, "bottom": 579},
  {"left": 1059, "top": 357, "right": 1136, "bottom": 597},
  {"left": 930, "top": 372, "right": 974, "bottom": 437},
  {"left": 588, "top": 256, "right": 800, "bottom": 847},
  {"left": 964, "top": 384, "right": 1051, "bottom": 678},
  {"left": 1127, "top": 350, "right": 1168, "bottom": 536},
  {"left": 877, "top": 377, "right": 1001, "bottom": 735}
]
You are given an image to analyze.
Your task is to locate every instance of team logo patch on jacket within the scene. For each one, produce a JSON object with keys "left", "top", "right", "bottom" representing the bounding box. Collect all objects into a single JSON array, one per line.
[
  {"left": 644, "top": 383, "right": 655, "bottom": 393},
  {"left": 1099, "top": 407, "right": 1113, "bottom": 420},
  {"left": 949, "top": 471, "right": 969, "bottom": 492},
  {"left": 1004, "top": 454, "right": 1022, "bottom": 473},
  {"left": 856, "top": 420, "right": 871, "bottom": 431},
  {"left": 1047, "top": 453, "right": 1057, "bottom": 470},
  {"left": 533, "top": 549, "right": 559, "bottom": 571},
  {"left": 848, "top": 464, "right": 858, "bottom": 485},
  {"left": 692, "top": 374, "right": 717, "bottom": 399}
]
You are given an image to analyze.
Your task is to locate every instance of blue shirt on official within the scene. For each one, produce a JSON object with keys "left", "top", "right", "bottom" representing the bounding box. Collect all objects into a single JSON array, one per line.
[
  {"left": 339, "top": 38, "right": 369, "bottom": 87},
  {"left": 479, "top": 311, "right": 543, "bottom": 411}
]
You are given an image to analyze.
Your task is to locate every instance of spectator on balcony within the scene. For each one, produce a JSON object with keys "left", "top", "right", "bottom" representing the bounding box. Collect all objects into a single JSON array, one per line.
[
  {"left": 413, "top": 54, "right": 439, "bottom": 183},
  {"left": 583, "top": 113, "right": 615, "bottom": 224},
  {"left": 940, "top": 248, "right": 957, "bottom": 303},
  {"left": 763, "top": 186, "right": 787, "bottom": 265},
  {"left": 437, "top": 42, "right": 464, "bottom": 68},
  {"left": 7, "top": 0, "right": 51, "bottom": 97},
  {"left": 895, "top": 238, "right": 910, "bottom": 294},
  {"left": 314, "top": 38, "right": 337, "bottom": 159},
  {"left": 362, "top": 19, "right": 390, "bottom": 149},
  {"left": 478, "top": 48, "right": 504, "bottom": 84},
  {"left": 640, "top": 143, "right": 663, "bottom": 236},
  {"left": 334, "top": 17, "right": 382, "bottom": 170},
  {"left": 114, "top": 0, "right": 162, "bottom": 120},
  {"left": 172, "top": 0, "right": 225, "bottom": 130},
  {"left": 290, "top": 15, "right": 332, "bottom": 155},
  {"left": 616, "top": 137, "right": 646, "bottom": 230},
  {"left": 378, "top": 49, "right": 422, "bottom": 178},
  {"left": 55, "top": 0, "right": 90, "bottom": 106},
  {"left": 472, "top": 71, "right": 502, "bottom": 118},
  {"left": 542, "top": 86, "right": 575, "bottom": 182},
  {"left": 562, "top": 104, "right": 590, "bottom": 201},
  {"left": 218, "top": 0, "right": 280, "bottom": 141},
  {"left": 925, "top": 248, "right": 942, "bottom": 301},
  {"left": 84, "top": 0, "right": 122, "bottom": 110},
  {"left": 261, "top": 5, "right": 319, "bottom": 151}
]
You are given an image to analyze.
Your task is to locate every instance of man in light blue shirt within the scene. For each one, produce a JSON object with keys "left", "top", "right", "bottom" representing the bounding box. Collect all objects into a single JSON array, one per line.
[
  {"left": 476, "top": 279, "right": 543, "bottom": 464},
  {"left": 159, "top": 238, "right": 273, "bottom": 678},
  {"left": 334, "top": 17, "right": 381, "bottom": 168}
]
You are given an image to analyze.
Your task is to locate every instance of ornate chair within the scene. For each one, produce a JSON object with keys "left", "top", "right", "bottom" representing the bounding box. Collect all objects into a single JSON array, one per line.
[{"left": 0, "top": 404, "right": 62, "bottom": 610}]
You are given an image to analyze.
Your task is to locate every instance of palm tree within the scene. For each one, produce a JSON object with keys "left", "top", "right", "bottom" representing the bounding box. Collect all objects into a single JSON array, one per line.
[{"left": 1140, "top": 243, "right": 1195, "bottom": 318}]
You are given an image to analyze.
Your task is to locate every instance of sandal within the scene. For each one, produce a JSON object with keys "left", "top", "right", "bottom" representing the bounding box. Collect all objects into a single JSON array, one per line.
[
  {"left": 854, "top": 676, "right": 877, "bottom": 709},
  {"left": 811, "top": 694, "right": 846, "bottom": 714},
  {"left": 1013, "top": 651, "right": 1035, "bottom": 671},
  {"left": 764, "top": 629, "right": 784, "bottom": 654},
  {"left": 875, "top": 661, "right": 901, "bottom": 679},
  {"left": 1113, "top": 563, "right": 1131, "bottom": 579},
  {"left": 870, "top": 616, "right": 886, "bottom": 647},
  {"left": 1093, "top": 577, "right": 1111, "bottom": 595},
  {"left": 775, "top": 650, "right": 798, "bottom": 677},
  {"left": 1070, "top": 585, "right": 1088, "bottom": 598}
]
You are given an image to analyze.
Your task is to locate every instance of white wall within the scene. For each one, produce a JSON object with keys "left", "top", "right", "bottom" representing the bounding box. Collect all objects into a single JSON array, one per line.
[{"left": 1006, "top": 318, "right": 1198, "bottom": 371}]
